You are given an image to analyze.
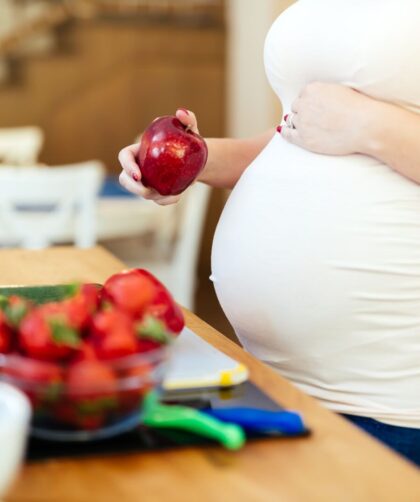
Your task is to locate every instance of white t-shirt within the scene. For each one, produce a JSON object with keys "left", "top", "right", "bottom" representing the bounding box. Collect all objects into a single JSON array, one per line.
[{"left": 211, "top": 0, "right": 420, "bottom": 427}]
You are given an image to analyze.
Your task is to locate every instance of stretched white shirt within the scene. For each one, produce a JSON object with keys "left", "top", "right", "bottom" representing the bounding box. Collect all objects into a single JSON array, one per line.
[{"left": 211, "top": 0, "right": 420, "bottom": 427}]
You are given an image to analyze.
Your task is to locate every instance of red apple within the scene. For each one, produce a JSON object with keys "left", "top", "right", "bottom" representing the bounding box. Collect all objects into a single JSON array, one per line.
[{"left": 137, "top": 115, "right": 208, "bottom": 196}]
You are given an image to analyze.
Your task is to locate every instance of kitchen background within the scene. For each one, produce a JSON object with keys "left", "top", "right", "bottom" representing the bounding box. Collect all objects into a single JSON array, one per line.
[{"left": 0, "top": 0, "right": 292, "bottom": 340}]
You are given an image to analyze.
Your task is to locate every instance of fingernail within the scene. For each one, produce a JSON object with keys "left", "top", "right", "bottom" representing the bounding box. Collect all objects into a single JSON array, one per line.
[
  {"left": 179, "top": 108, "right": 190, "bottom": 115},
  {"left": 276, "top": 125, "right": 282, "bottom": 134},
  {"left": 284, "top": 114, "right": 289, "bottom": 122},
  {"left": 132, "top": 173, "right": 139, "bottom": 182}
]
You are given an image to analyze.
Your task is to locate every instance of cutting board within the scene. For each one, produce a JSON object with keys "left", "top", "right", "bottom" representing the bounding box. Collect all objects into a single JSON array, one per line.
[{"left": 163, "top": 328, "right": 249, "bottom": 391}]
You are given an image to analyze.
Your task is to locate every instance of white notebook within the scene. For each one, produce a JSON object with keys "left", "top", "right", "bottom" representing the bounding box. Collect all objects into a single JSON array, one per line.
[{"left": 163, "top": 328, "right": 249, "bottom": 391}]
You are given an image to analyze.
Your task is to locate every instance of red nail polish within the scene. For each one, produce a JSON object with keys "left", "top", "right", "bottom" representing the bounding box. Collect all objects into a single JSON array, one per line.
[
  {"left": 276, "top": 125, "right": 282, "bottom": 134},
  {"left": 283, "top": 114, "right": 289, "bottom": 122},
  {"left": 132, "top": 173, "right": 139, "bottom": 182},
  {"left": 179, "top": 108, "right": 190, "bottom": 115}
]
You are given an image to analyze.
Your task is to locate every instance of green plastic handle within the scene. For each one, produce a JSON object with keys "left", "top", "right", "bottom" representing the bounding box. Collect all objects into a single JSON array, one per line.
[{"left": 142, "top": 392, "right": 245, "bottom": 451}]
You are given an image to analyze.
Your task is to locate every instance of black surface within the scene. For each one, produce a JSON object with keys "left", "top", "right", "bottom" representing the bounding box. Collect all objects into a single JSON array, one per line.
[{"left": 26, "top": 382, "right": 310, "bottom": 462}]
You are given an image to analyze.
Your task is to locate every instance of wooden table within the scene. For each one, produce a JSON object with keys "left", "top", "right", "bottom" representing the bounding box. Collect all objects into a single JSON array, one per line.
[{"left": 3, "top": 247, "right": 420, "bottom": 502}]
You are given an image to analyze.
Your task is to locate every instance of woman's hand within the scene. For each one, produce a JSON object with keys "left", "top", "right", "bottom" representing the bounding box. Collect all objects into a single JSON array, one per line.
[
  {"left": 280, "top": 82, "right": 376, "bottom": 156},
  {"left": 118, "top": 108, "right": 200, "bottom": 205}
]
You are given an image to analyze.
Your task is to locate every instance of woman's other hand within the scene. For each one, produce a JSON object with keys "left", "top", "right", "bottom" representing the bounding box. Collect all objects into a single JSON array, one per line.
[
  {"left": 280, "top": 82, "right": 376, "bottom": 156},
  {"left": 118, "top": 108, "right": 199, "bottom": 205}
]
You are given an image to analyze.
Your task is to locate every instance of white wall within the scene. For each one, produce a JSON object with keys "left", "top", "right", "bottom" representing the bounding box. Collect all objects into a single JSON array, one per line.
[{"left": 226, "top": 0, "right": 294, "bottom": 137}]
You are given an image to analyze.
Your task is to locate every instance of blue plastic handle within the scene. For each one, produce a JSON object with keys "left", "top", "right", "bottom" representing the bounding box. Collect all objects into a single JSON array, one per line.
[{"left": 202, "top": 407, "right": 306, "bottom": 435}]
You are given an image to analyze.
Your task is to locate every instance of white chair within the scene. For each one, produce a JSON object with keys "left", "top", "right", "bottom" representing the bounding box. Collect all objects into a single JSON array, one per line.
[
  {"left": 0, "top": 127, "right": 44, "bottom": 165},
  {"left": 0, "top": 161, "right": 105, "bottom": 249},
  {"left": 145, "top": 183, "right": 211, "bottom": 310},
  {"left": 115, "top": 183, "right": 211, "bottom": 310}
]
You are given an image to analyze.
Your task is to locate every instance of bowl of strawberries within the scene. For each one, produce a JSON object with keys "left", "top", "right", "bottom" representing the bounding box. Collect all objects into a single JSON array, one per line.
[{"left": 0, "top": 269, "right": 184, "bottom": 441}]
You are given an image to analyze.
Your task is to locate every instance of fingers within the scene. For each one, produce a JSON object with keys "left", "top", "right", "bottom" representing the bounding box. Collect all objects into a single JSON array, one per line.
[
  {"left": 175, "top": 108, "right": 200, "bottom": 134},
  {"left": 280, "top": 126, "right": 304, "bottom": 149},
  {"left": 119, "top": 170, "right": 180, "bottom": 205},
  {"left": 119, "top": 170, "right": 152, "bottom": 197},
  {"left": 118, "top": 143, "right": 141, "bottom": 181}
]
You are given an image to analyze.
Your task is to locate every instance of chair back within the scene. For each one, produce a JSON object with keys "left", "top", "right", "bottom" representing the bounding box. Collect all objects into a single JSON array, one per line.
[
  {"left": 0, "top": 161, "right": 105, "bottom": 249},
  {"left": 0, "top": 127, "right": 44, "bottom": 165},
  {"left": 166, "top": 183, "right": 211, "bottom": 308}
]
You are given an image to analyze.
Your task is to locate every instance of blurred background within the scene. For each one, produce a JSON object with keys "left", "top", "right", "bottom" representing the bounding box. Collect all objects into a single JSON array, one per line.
[{"left": 0, "top": 0, "right": 292, "bottom": 340}]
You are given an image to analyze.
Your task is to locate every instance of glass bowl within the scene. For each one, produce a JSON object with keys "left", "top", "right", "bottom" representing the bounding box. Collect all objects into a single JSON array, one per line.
[{"left": 0, "top": 345, "right": 170, "bottom": 442}]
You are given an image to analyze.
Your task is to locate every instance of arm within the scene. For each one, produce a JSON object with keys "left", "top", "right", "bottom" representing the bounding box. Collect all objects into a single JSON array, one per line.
[
  {"left": 281, "top": 82, "right": 420, "bottom": 183},
  {"left": 199, "top": 129, "right": 275, "bottom": 189},
  {"left": 362, "top": 102, "right": 420, "bottom": 184}
]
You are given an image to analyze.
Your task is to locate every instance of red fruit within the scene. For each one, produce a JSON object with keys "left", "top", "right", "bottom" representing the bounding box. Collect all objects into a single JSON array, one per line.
[
  {"left": 91, "top": 308, "right": 132, "bottom": 337},
  {"left": 137, "top": 269, "right": 184, "bottom": 334},
  {"left": 95, "top": 330, "right": 138, "bottom": 361},
  {"left": 0, "top": 311, "right": 12, "bottom": 353},
  {"left": 102, "top": 270, "right": 156, "bottom": 317},
  {"left": 137, "top": 115, "right": 208, "bottom": 196},
  {"left": 66, "top": 360, "right": 118, "bottom": 428},
  {"left": 61, "top": 284, "right": 102, "bottom": 331},
  {"left": 145, "top": 300, "right": 184, "bottom": 334},
  {"left": 79, "top": 284, "right": 102, "bottom": 313},
  {"left": 19, "top": 306, "right": 81, "bottom": 361},
  {"left": 137, "top": 337, "right": 161, "bottom": 353},
  {"left": 1, "top": 355, "right": 63, "bottom": 406},
  {"left": 73, "top": 341, "right": 97, "bottom": 362},
  {"left": 91, "top": 308, "right": 138, "bottom": 360},
  {"left": 103, "top": 269, "right": 184, "bottom": 334},
  {"left": 118, "top": 363, "right": 153, "bottom": 412},
  {"left": 136, "top": 315, "right": 175, "bottom": 348},
  {"left": 67, "top": 359, "right": 117, "bottom": 400},
  {"left": 2, "top": 354, "right": 62, "bottom": 384}
]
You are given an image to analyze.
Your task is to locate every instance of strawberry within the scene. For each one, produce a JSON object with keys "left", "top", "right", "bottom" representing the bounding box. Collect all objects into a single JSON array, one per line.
[
  {"left": 1, "top": 354, "right": 63, "bottom": 407},
  {"left": 65, "top": 359, "right": 118, "bottom": 429},
  {"left": 134, "top": 269, "right": 184, "bottom": 333},
  {"left": 102, "top": 269, "right": 184, "bottom": 334},
  {"left": 64, "top": 283, "right": 101, "bottom": 330},
  {"left": 19, "top": 305, "right": 81, "bottom": 361},
  {"left": 47, "top": 284, "right": 102, "bottom": 332},
  {"left": 91, "top": 308, "right": 137, "bottom": 360},
  {"left": 0, "top": 311, "right": 12, "bottom": 353},
  {"left": 136, "top": 315, "right": 175, "bottom": 348},
  {"left": 73, "top": 341, "right": 97, "bottom": 362},
  {"left": 118, "top": 363, "right": 153, "bottom": 412},
  {"left": 66, "top": 359, "right": 117, "bottom": 399},
  {"left": 102, "top": 270, "right": 156, "bottom": 317}
]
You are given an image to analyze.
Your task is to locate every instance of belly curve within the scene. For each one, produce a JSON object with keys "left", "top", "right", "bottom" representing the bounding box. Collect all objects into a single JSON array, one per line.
[{"left": 211, "top": 134, "right": 420, "bottom": 361}]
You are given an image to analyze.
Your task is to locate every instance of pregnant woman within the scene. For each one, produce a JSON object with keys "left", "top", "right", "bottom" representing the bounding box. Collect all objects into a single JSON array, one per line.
[{"left": 119, "top": 0, "right": 420, "bottom": 465}]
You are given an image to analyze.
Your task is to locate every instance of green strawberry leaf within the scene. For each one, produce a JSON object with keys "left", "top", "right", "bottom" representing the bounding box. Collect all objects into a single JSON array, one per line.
[
  {"left": 62, "top": 283, "right": 81, "bottom": 299},
  {"left": 135, "top": 316, "right": 174, "bottom": 345},
  {"left": 0, "top": 295, "right": 9, "bottom": 310},
  {"left": 5, "top": 303, "right": 28, "bottom": 328},
  {"left": 50, "top": 320, "right": 80, "bottom": 347},
  {"left": 76, "top": 396, "right": 118, "bottom": 415},
  {"left": 42, "top": 381, "right": 64, "bottom": 403}
]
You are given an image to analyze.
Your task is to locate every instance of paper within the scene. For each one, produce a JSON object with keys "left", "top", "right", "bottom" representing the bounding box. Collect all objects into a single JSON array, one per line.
[{"left": 163, "top": 328, "right": 249, "bottom": 390}]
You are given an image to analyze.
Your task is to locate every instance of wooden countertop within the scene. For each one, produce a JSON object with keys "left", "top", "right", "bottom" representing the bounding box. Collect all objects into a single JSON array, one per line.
[{"left": 3, "top": 247, "right": 420, "bottom": 502}]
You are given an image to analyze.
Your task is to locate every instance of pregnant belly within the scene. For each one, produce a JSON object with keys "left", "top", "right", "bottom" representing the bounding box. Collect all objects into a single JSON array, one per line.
[{"left": 211, "top": 134, "right": 420, "bottom": 365}]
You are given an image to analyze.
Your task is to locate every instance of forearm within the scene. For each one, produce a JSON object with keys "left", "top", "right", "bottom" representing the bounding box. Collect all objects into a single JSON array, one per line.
[
  {"left": 362, "top": 101, "right": 420, "bottom": 183},
  {"left": 199, "top": 129, "right": 275, "bottom": 189}
]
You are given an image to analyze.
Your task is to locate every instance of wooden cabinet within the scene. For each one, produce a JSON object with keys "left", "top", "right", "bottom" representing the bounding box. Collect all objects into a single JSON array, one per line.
[{"left": 0, "top": 17, "right": 225, "bottom": 172}]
